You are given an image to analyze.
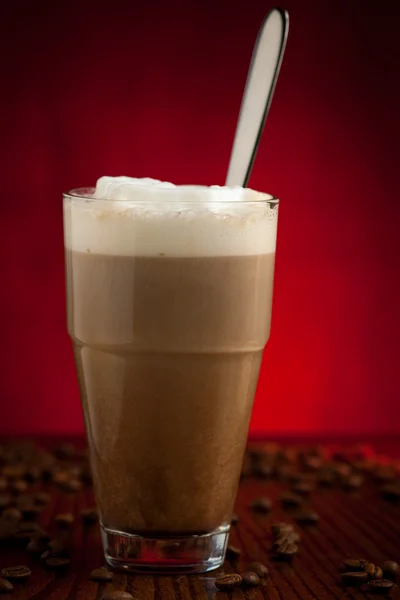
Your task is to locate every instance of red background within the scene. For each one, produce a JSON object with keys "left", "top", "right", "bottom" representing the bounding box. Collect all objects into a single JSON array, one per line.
[{"left": 0, "top": 0, "right": 399, "bottom": 436}]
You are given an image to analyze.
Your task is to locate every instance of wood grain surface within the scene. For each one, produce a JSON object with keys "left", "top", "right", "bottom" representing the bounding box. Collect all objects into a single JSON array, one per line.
[{"left": 0, "top": 440, "right": 399, "bottom": 599}]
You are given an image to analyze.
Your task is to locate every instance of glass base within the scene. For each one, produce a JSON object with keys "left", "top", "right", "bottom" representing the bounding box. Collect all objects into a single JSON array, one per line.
[{"left": 101, "top": 523, "right": 229, "bottom": 574}]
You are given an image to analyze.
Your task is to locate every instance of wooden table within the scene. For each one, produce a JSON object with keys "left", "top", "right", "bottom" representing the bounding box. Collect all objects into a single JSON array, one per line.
[{"left": 1, "top": 439, "right": 400, "bottom": 599}]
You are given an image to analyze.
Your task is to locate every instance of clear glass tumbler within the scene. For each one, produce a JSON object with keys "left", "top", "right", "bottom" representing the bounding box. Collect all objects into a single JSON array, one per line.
[{"left": 63, "top": 185, "right": 278, "bottom": 573}]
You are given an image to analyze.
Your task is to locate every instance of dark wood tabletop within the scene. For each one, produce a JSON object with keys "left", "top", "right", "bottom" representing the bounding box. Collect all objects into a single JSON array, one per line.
[{"left": 0, "top": 438, "right": 399, "bottom": 599}]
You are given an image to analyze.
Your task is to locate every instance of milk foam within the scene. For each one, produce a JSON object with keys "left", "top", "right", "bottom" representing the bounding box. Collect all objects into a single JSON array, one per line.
[{"left": 64, "top": 177, "right": 278, "bottom": 257}]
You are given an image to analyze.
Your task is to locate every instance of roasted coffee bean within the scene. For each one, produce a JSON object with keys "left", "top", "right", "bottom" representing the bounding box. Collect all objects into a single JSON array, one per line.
[
  {"left": 0, "top": 479, "right": 8, "bottom": 492},
  {"left": 271, "top": 522, "right": 294, "bottom": 536},
  {"left": 317, "top": 468, "right": 336, "bottom": 486},
  {"left": 342, "top": 474, "right": 364, "bottom": 489},
  {"left": 253, "top": 463, "right": 274, "bottom": 479},
  {"left": 294, "top": 510, "right": 319, "bottom": 525},
  {"left": 2, "top": 466, "right": 24, "bottom": 481},
  {"left": 55, "top": 513, "right": 75, "bottom": 528},
  {"left": 58, "top": 478, "right": 82, "bottom": 493},
  {"left": 334, "top": 463, "right": 352, "bottom": 478},
  {"left": 367, "top": 579, "right": 394, "bottom": 593},
  {"left": 27, "top": 537, "right": 48, "bottom": 554},
  {"left": 273, "top": 531, "right": 301, "bottom": 549},
  {"left": 247, "top": 562, "right": 269, "bottom": 578},
  {"left": 280, "top": 493, "right": 303, "bottom": 508},
  {"left": 48, "top": 538, "right": 68, "bottom": 556},
  {"left": 53, "top": 443, "right": 75, "bottom": 460},
  {"left": 226, "top": 544, "right": 241, "bottom": 559},
  {"left": 80, "top": 508, "right": 98, "bottom": 524},
  {"left": 0, "top": 578, "right": 13, "bottom": 593},
  {"left": 365, "top": 563, "right": 383, "bottom": 580},
  {"left": 1, "top": 565, "right": 31, "bottom": 580},
  {"left": 0, "top": 494, "right": 11, "bottom": 509},
  {"left": 34, "top": 492, "right": 51, "bottom": 506},
  {"left": 240, "top": 571, "right": 261, "bottom": 587},
  {"left": 381, "top": 560, "right": 399, "bottom": 580},
  {"left": 0, "top": 518, "right": 18, "bottom": 540},
  {"left": 251, "top": 497, "right": 272, "bottom": 513},
  {"left": 292, "top": 481, "right": 315, "bottom": 495},
  {"left": 341, "top": 571, "right": 368, "bottom": 585},
  {"left": 2, "top": 507, "right": 21, "bottom": 523},
  {"left": 215, "top": 573, "right": 243, "bottom": 590},
  {"left": 274, "top": 541, "right": 298, "bottom": 561},
  {"left": 102, "top": 592, "right": 134, "bottom": 600},
  {"left": 90, "top": 567, "right": 113, "bottom": 582},
  {"left": 11, "top": 480, "right": 28, "bottom": 494},
  {"left": 381, "top": 483, "right": 400, "bottom": 502},
  {"left": 25, "top": 467, "right": 42, "bottom": 482},
  {"left": 342, "top": 558, "right": 368, "bottom": 571},
  {"left": 45, "top": 557, "right": 71, "bottom": 569},
  {"left": 231, "top": 513, "right": 238, "bottom": 525}
]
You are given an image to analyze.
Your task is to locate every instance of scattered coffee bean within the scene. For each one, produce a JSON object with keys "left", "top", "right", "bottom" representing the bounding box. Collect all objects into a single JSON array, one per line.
[
  {"left": 381, "top": 560, "right": 399, "bottom": 580},
  {"left": 0, "top": 518, "right": 18, "bottom": 540},
  {"left": 90, "top": 567, "right": 113, "bottom": 582},
  {"left": 0, "top": 479, "right": 8, "bottom": 492},
  {"left": 294, "top": 510, "right": 319, "bottom": 525},
  {"left": 280, "top": 493, "right": 303, "bottom": 508},
  {"left": 316, "top": 468, "right": 336, "bottom": 486},
  {"left": 215, "top": 573, "right": 243, "bottom": 590},
  {"left": 27, "top": 537, "right": 48, "bottom": 554},
  {"left": 241, "top": 571, "right": 261, "bottom": 587},
  {"left": 80, "top": 508, "right": 98, "bottom": 524},
  {"left": 2, "top": 508, "right": 21, "bottom": 523},
  {"left": 57, "top": 478, "right": 82, "bottom": 493},
  {"left": 0, "top": 578, "right": 13, "bottom": 593},
  {"left": 25, "top": 467, "right": 41, "bottom": 483},
  {"left": 274, "top": 540, "right": 299, "bottom": 561},
  {"left": 102, "top": 592, "right": 134, "bottom": 600},
  {"left": 55, "top": 513, "right": 75, "bottom": 528},
  {"left": 1, "top": 565, "right": 31, "bottom": 580},
  {"left": 2, "top": 466, "right": 24, "bottom": 481},
  {"left": 226, "top": 544, "right": 241, "bottom": 560},
  {"left": 341, "top": 571, "right": 368, "bottom": 585},
  {"left": 251, "top": 497, "right": 272, "bottom": 513},
  {"left": 0, "top": 494, "right": 11, "bottom": 510},
  {"left": 292, "top": 481, "right": 315, "bottom": 495},
  {"left": 271, "top": 522, "right": 294, "bottom": 536},
  {"left": 342, "top": 474, "right": 364, "bottom": 489},
  {"left": 365, "top": 563, "right": 383, "bottom": 580},
  {"left": 247, "top": 562, "right": 269, "bottom": 578},
  {"left": 34, "top": 492, "right": 51, "bottom": 506},
  {"left": 45, "top": 557, "right": 71, "bottom": 569},
  {"left": 231, "top": 513, "right": 238, "bottom": 525},
  {"left": 47, "top": 538, "right": 68, "bottom": 556},
  {"left": 367, "top": 578, "right": 394, "bottom": 593},
  {"left": 342, "top": 558, "right": 368, "bottom": 571},
  {"left": 11, "top": 480, "right": 28, "bottom": 494},
  {"left": 273, "top": 531, "right": 301, "bottom": 549}
]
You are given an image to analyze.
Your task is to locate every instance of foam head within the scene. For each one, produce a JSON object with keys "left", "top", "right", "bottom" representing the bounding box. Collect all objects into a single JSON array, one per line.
[{"left": 64, "top": 176, "right": 278, "bottom": 257}]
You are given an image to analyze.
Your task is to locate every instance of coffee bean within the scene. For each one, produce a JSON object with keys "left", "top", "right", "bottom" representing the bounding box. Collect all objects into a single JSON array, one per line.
[
  {"left": 231, "top": 513, "right": 238, "bottom": 525},
  {"left": 45, "top": 557, "right": 71, "bottom": 569},
  {"left": 0, "top": 494, "right": 11, "bottom": 510},
  {"left": 292, "top": 481, "right": 315, "bottom": 495},
  {"left": 80, "top": 508, "right": 98, "bottom": 524},
  {"left": 273, "top": 531, "right": 301, "bottom": 549},
  {"left": 90, "top": 567, "right": 113, "bottom": 582},
  {"left": 280, "top": 493, "right": 303, "bottom": 508},
  {"left": 342, "top": 474, "right": 364, "bottom": 489},
  {"left": 381, "top": 483, "right": 400, "bottom": 502},
  {"left": 294, "top": 510, "right": 319, "bottom": 525},
  {"left": 341, "top": 571, "right": 368, "bottom": 585},
  {"left": 0, "top": 578, "right": 13, "bottom": 593},
  {"left": 382, "top": 560, "right": 399, "bottom": 580},
  {"left": 1, "top": 565, "right": 31, "bottom": 580},
  {"left": 342, "top": 558, "right": 368, "bottom": 571},
  {"left": 271, "top": 522, "right": 294, "bottom": 536},
  {"left": 365, "top": 563, "right": 383, "bottom": 580},
  {"left": 215, "top": 573, "right": 243, "bottom": 590},
  {"left": 274, "top": 540, "right": 299, "bottom": 561},
  {"left": 251, "top": 497, "right": 272, "bottom": 513},
  {"left": 0, "top": 479, "right": 8, "bottom": 492},
  {"left": 226, "top": 544, "right": 241, "bottom": 560},
  {"left": 57, "top": 478, "right": 82, "bottom": 492},
  {"left": 2, "top": 508, "right": 21, "bottom": 523},
  {"left": 34, "top": 492, "right": 51, "bottom": 506},
  {"left": 55, "top": 513, "right": 75, "bottom": 528},
  {"left": 247, "top": 562, "right": 269, "bottom": 578},
  {"left": 102, "top": 592, "right": 134, "bottom": 600},
  {"left": 241, "top": 571, "right": 261, "bottom": 587},
  {"left": 11, "top": 480, "right": 28, "bottom": 494},
  {"left": 253, "top": 464, "right": 274, "bottom": 479},
  {"left": 48, "top": 538, "right": 68, "bottom": 556},
  {"left": 27, "top": 538, "right": 48, "bottom": 554},
  {"left": 367, "top": 579, "right": 394, "bottom": 593},
  {"left": 2, "top": 466, "right": 24, "bottom": 481},
  {"left": 317, "top": 468, "right": 336, "bottom": 486},
  {"left": 0, "top": 518, "right": 18, "bottom": 540},
  {"left": 25, "top": 467, "right": 42, "bottom": 483}
]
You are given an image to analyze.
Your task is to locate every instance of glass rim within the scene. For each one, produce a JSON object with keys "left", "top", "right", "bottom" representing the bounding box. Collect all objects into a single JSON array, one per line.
[{"left": 63, "top": 187, "right": 279, "bottom": 205}]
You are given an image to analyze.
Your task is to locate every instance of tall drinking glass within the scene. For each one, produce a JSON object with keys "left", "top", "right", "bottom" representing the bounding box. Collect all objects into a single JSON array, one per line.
[{"left": 63, "top": 182, "right": 278, "bottom": 573}]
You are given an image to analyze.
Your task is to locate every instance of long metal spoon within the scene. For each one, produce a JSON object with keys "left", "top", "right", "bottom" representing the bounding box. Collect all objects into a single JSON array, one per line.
[{"left": 226, "top": 8, "right": 289, "bottom": 187}]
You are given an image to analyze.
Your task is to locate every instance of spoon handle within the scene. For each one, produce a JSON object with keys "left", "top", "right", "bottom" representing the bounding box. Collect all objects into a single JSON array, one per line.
[{"left": 226, "top": 8, "right": 289, "bottom": 187}]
